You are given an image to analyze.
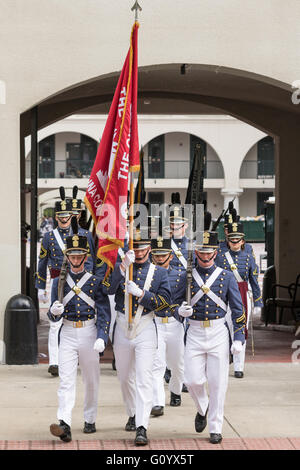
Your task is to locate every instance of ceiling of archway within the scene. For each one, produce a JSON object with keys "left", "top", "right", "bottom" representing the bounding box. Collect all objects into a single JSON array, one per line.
[{"left": 20, "top": 64, "right": 300, "bottom": 137}]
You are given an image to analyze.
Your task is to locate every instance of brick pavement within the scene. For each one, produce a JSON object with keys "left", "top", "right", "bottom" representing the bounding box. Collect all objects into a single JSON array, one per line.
[{"left": 1, "top": 436, "right": 299, "bottom": 450}]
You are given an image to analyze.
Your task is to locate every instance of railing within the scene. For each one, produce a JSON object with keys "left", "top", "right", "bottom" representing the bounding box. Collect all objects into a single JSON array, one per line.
[
  {"left": 144, "top": 160, "right": 224, "bottom": 179},
  {"left": 240, "top": 160, "right": 275, "bottom": 179},
  {"left": 26, "top": 159, "right": 94, "bottom": 179},
  {"left": 25, "top": 158, "right": 225, "bottom": 179}
]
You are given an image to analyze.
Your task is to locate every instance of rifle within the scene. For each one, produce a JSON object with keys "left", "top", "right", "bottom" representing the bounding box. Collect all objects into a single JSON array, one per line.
[
  {"left": 57, "top": 254, "right": 69, "bottom": 303},
  {"left": 211, "top": 197, "right": 236, "bottom": 231}
]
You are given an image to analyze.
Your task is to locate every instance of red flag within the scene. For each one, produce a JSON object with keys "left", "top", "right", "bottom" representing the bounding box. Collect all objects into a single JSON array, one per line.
[{"left": 84, "top": 22, "right": 140, "bottom": 270}]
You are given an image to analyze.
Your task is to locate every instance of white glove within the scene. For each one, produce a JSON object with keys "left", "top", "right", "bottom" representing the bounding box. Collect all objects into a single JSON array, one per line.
[
  {"left": 254, "top": 307, "right": 261, "bottom": 315},
  {"left": 38, "top": 289, "right": 48, "bottom": 303},
  {"left": 231, "top": 340, "right": 243, "bottom": 355},
  {"left": 121, "top": 250, "right": 135, "bottom": 269},
  {"left": 178, "top": 301, "right": 193, "bottom": 318},
  {"left": 127, "top": 280, "right": 143, "bottom": 298},
  {"left": 50, "top": 300, "right": 64, "bottom": 317},
  {"left": 93, "top": 338, "right": 105, "bottom": 353}
]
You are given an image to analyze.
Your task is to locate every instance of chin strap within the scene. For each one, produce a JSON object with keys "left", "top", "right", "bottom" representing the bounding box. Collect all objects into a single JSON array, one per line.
[
  {"left": 67, "top": 256, "right": 86, "bottom": 270},
  {"left": 135, "top": 247, "right": 150, "bottom": 263},
  {"left": 153, "top": 253, "right": 172, "bottom": 267},
  {"left": 196, "top": 252, "right": 216, "bottom": 264}
]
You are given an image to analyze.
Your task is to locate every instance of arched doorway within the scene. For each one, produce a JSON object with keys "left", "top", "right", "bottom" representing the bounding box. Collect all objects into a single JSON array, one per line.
[{"left": 21, "top": 63, "right": 300, "bottom": 322}]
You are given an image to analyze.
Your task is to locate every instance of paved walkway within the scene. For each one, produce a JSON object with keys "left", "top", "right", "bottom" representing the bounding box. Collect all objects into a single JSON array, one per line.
[{"left": 8, "top": 242, "right": 297, "bottom": 451}]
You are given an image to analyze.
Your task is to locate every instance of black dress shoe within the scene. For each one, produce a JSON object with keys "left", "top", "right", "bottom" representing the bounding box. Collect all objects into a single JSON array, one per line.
[
  {"left": 50, "top": 420, "right": 72, "bottom": 442},
  {"left": 112, "top": 356, "right": 116, "bottom": 371},
  {"left": 209, "top": 433, "right": 222, "bottom": 444},
  {"left": 195, "top": 410, "right": 207, "bottom": 433},
  {"left": 125, "top": 416, "right": 136, "bottom": 431},
  {"left": 134, "top": 426, "right": 148, "bottom": 446},
  {"left": 234, "top": 371, "right": 244, "bottom": 378},
  {"left": 151, "top": 406, "right": 164, "bottom": 416},
  {"left": 48, "top": 365, "right": 59, "bottom": 377},
  {"left": 182, "top": 383, "right": 188, "bottom": 393},
  {"left": 164, "top": 368, "right": 171, "bottom": 384},
  {"left": 170, "top": 392, "right": 181, "bottom": 407},
  {"left": 83, "top": 422, "right": 96, "bottom": 433}
]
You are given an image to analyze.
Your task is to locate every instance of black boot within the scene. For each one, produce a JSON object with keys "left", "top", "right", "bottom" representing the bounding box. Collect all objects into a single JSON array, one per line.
[
  {"left": 195, "top": 410, "right": 207, "bottom": 433},
  {"left": 83, "top": 422, "right": 96, "bottom": 433},
  {"left": 234, "top": 371, "right": 244, "bottom": 378},
  {"left": 125, "top": 416, "right": 136, "bottom": 431},
  {"left": 164, "top": 368, "right": 171, "bottom": 384},
  {"left": 48, "top": 365, "right": 59, "bottom": 377},
  {"left": 134, "top": 426, "right": 148, "bottom": 446},
  {"left": 170, "top": 392, "right": 181, "bottom": 407},
  {"left": 50, "top": 420, "right": 72, "bottom": 442},
  {"left": 209, "top": 433, "right": 222, "bottom": 444},
  {"left": 151, "top": 406, "right": 164, "bottom": 416},
  {"left": 182, "top": 383, "right": 188, "bottom": 393}
]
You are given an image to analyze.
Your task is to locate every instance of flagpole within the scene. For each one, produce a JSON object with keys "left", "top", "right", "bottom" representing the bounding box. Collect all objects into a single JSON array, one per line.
[
  {"left": 127, "top": 1, "right": 142, "bottom": 330},
  {"left": 128, "top": 171, "right": 134, "bottom": 329}
]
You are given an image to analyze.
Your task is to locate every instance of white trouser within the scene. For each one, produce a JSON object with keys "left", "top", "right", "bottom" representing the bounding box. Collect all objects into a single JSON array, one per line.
[
  {"left": 48, "top": 278, "right": 62, "bottom": 366},
  {"left": 184, "top": 319, "right": 229, "bottom": 434},
  {"left": 226, "top": 292, "right": 252, "bottom": 372},
  {"left": 57, "top": 320, "right": 100, "bottom": 427},
  {"left": 153, "top": 318, "right": 184, "bottom": 406},
  {"left": 113, "top": 314, "right": 157, "bottom": 429}
]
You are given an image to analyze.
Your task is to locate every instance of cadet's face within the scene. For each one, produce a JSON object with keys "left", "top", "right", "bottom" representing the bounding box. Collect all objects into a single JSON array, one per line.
[
  {"left": 134, "top": 247, "right": 151, "bottom": 263},
  {"left": 67, "top": 254, "right": 87, "bottom": 271},
  {"left": 56, "top": 214, "right": 71, "bottom": 229},
  {"left": 152, "top": 253, "right": 173, "bottom": 268},
  {"left": 228, "top": 238, "right": 243, "bottom": 251},
  {"left": 195, "top": 250, "right": 217, "bottom": 268},
  {"left": 170, "top": 223, "right": 187, "bottom": 238}
]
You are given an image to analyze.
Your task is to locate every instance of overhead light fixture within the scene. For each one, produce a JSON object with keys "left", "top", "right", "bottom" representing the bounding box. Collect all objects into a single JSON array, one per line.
[{"left": 143, "top": 99, "right": 151, "bottom": 105}]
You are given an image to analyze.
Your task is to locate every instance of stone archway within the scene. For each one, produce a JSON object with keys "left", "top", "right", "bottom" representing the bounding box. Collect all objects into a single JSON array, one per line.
[{"left": 21, "top": 63, "right": 300, "bottom": 321}]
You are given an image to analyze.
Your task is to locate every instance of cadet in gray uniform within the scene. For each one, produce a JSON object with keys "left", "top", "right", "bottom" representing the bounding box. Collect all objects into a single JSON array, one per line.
[
  {"left": 49, "top": 219, "right": 110, "bottom": 443},
  {"left": 102, "top": 230, "right": 171, "bottom": 446},
  {"left": 173, "top": 231, "right": 246, "bottom": 444}
]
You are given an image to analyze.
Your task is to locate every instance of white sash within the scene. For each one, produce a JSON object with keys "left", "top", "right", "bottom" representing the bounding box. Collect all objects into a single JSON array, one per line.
[
  {"left": 171, "top": 239, "right": 187, "bottom": 269},
  {"left": 125, "top": 263, "right": 156, "bottom": 339},
  {"left": 191, "top": 267, "right": 227, "bottom": 312},
  {"left": 63, "top": 272, "right": 95, "bottom": 309},
  {"left": 224, "top": 251, "right": 243, "bottom": 283},
  {"left": 118, "top": 247, "right": 125, "bottom": 260},
  {"left": 53, "top": 228, "right": 67, "bottom": 253}
]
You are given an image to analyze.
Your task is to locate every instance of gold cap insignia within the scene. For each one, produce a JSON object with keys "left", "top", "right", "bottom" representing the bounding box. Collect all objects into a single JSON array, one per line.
[{"left": 203, "top": 232, "right": 210, "bottom": 244}]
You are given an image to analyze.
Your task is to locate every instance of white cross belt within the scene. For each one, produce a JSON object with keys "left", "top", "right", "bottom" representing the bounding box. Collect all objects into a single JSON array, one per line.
[{"left": 191, "top": 267, "right": 227, "bottom": 312}]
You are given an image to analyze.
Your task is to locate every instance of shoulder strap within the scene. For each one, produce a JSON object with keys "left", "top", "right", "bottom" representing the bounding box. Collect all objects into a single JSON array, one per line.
[
  {"left": 171, "top": 239, "right": 187, "bottom": 269},
  {"left": 224, "top": 251, "right": 243, "bottom": 283},
  {"left": 53, "top": 228, "right": 66, "bottom": 253}
]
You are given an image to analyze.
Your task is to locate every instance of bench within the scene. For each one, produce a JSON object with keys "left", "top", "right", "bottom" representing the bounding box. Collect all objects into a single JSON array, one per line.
[{"left": 265, "top": 273, "right": 300, "bottom": 326}]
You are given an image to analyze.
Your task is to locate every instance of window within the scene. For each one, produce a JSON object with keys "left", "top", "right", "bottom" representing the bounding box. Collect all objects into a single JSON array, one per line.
[
  {"left": 39, "top": 135, "right": 55, "bottom": 178},
  {"left": 257, "top": 136, "right": 274, "bottom": 178},
  {"left": 148, "top": 135, "right": 165, "bottom": 178}
]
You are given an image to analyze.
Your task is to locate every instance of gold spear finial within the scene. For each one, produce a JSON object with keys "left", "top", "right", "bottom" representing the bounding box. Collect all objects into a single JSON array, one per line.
[{"left": 131, "top": 1, "right": 142, "bottom": 21}]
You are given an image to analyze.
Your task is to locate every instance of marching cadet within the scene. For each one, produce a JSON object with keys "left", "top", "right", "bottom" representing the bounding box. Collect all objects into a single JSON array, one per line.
[
  {"left": 36, "top": 187, "right": 96, "bottom": 376},
  {"left": 102, "top": 229, "right": 171, "bottom": 446},
  {"left": 219, "top": 212, "right": 256, "bottom": 258},
  {"left": 215, "top": 221, "right": 263, "bottom": 378},
  {"left": 165, "top": 204, "right": 192, "bottom": 391},
  {"left": 150, "top": 236, "right": 185, "bottom": 416},
  {"left": 173, "top": 230, "right": 246, "bottom": 444},
  {"left": 49, "top": 218, "right": 111, "bottom": 443}
]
